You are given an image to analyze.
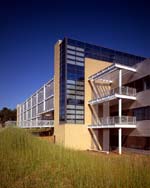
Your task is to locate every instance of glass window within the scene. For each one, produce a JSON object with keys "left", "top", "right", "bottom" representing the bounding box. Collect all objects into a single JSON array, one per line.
[
  {"left": 24, "top": 102, "right": 26, "bottom": 111},
  {"left": 67, "top": 80, "right": 76, "bottom": 84},
  {"left": 67, "top": 105, "right": 76, "bottom": 109},
  {"left": 76, "top": 81, "right": 84, "bottom": 86},
  {"left": 76, "top": 115, "right": 84, "bottom": 119},
  {"left": 76, "top": 57, "right": 84, "bottom": 62},
  {"left": 38, "top": 88, "right": 44, "bottom": 103},
  {"left": 32, "top": 95, "right": 36, "bottom": 106},
  {"left": 133, "top": 106, "right": 150, "bottom": 121},
  {"left": 76, "top": 47, "right": 84, "bottom": 52},
  {"left": 76, "top": 62, "right": 84, "bottom": 66},
  {"left": 67, "top": 114, "right": 76, "bottom": 119},
  {"left": 38, "top": 102, "right": 44, "bottom": 113},
  {"left": 67, "top": 95, "right": 76, "bottom": 99},
  {"left": 76, "top": 110, "right": 84, "bottom": 115},
  {"left": 67, "top": 60, "right": 76, "bottom": 65},
  {"left": 67, "top": 119, "right": 76, "bottom": 123},
  {"left": 76, "top": 105, "right": 84, "bottom": 110},
  {"left": 76, "top": 52, "right": 84, "bottom": 57},
  {"left": 67, "top": 45, "right": 76, "bottom": 50},
  {"left": 67, "top": 85, "right": 76, "bottom": 89},
  {"left": 76, "top": 86, "right": 84, "bottom": 90},
  {"left": 67, "top": 50, "right": 76, "bottom": 55},
  {"left": 76, "top": 95, "right": 84, "bottom": 100},
  {"left": 67, "top": 110, "right": 76, "bottom": 114},
  {"left": 144, "top": 75, "right": 150, "bottom": 90},
  {"left": 24, "top": 112, "right": 26, "bottom": 120},
  {"left": 67, "top": 90, "right": 76, "bottom": 94},
  {"left": 32, "top": 107, "right": 36, "bottom": 118},
  {"left": 135, "top": 79, "right": 144, "bottom": 92},
  {"left": 67, "top": 55, "right": 76, "bottom": 60},
  {"left": 76, "top": 120, "right": 84, "bottom": 124},
  {"left": 45, "top": 98, "right": 53, "bottom": 111}
]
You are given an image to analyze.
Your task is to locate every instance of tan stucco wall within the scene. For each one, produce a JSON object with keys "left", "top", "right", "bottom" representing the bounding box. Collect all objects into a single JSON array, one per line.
[
  {"left": 54, "top": 40, "right": 64, "bottom": 145},
  {"left": 55, "top": 125, "right": 66, "bottom": 145},
  {"left": 84, "top": 58, "right": 112, "bottom": 126},
  {"left": 65, "top": 124, "right": 91, "bottom": 150},
  {"left": 54, "top": 40, "right": 61, "bottom": 126}
]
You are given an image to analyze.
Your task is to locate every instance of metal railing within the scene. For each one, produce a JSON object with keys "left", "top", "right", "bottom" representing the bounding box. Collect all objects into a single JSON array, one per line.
[
  {"left": 110, "top": 86, "right": 136, "bottom": 97},
  {"left": 18, "top": 120, "right": 54, "bottom": 128},
  {"left": 101, "top": 116, "right": 136, "bottom": 126},
  {"left": 90, "top": 86, "right": 136, "bottom": 104}
]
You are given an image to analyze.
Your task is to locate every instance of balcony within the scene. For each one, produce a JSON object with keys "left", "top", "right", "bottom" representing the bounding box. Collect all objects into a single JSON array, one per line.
[
  {"left": 18, "top": 120, "right": 54, "bottom": 128},
  {"left": 88, "top": 86, "right": 136, "bottom": 105},
  {"left": 88, "top": 116, "right": 136, "bottom": 128}
]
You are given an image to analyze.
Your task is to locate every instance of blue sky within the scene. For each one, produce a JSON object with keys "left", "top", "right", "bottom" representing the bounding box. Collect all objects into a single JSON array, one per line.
[{"left": 0, "top": 0, "right": 150, "bottom": 109}]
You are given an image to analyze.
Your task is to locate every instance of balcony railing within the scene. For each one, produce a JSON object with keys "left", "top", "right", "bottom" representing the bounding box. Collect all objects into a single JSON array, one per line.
[
  {"left": 89, "top": 86, "right": 136, "bottom": 105},
  {"left": 101, "top": 116, "right": 136, "bottom": 125},
  {"left": 18, "top": 120, "right": 54, "bottom": 128},
  {"left": 110, "top": 86, "right": 136, "bottom": 97},
  {"left": 89, "top": 116, "right": 136, "bottom": 128}
]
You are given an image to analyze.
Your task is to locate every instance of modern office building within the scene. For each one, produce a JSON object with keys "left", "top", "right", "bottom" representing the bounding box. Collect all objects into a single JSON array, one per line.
[{"left": 17, "top": 37, "right": 150, "bottom": 154}]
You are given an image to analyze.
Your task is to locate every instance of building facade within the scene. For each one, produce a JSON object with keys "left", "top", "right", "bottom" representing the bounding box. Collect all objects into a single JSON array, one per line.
[{"left": 17, "top": 38, "right": 150, "bottom": 154}]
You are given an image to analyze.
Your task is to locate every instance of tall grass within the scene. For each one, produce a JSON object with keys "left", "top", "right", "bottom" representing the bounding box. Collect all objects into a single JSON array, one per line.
[{"left": 0, "top": 127, "right": 150, "bottom": 188}]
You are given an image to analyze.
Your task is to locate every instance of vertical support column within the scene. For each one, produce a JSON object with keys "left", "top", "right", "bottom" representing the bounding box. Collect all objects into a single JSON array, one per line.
[
  {"left": 119, "top": 99, "right": 122, "bottom": 117},
  {"left": 103, "top": 101, "right": 110, "bottom": 152},
  {"left": 103, "top": 102, "right": 110, "bottom": 117},
  {"left": 118, "top": 69, "right": 122, "bottom": 154},
  {"left": 43, "top": 84, "right": 46, "bottom": 112},
  {"left": 118, "top": 69, "right": 122, "bottom": 117},
  {"left": 36, "top": 92, "right": 38, "bottom": 125},
  {"left": 25, "top": 101, "right": 27, "bottom": 125},
  {"left": 22, "top": 102, "right": 26, "bottom": 126},
  {"left": 119, "top": 128, "right": 122, "bottom": 154},
  {"left": 119, "top": 69, "right": 122, "bottom": 94},
  {"left": 22, "top": 105, "right": 24, "bottom": 127},
  {"left": 103, "top": 129, "right": 110, "bottom": 153},
  {"left": 30, "top": 97, "right": 32, "bottom": 126}
]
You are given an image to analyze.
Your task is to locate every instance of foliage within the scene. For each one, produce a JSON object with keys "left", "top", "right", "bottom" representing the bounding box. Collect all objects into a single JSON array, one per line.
[
  {"left": 0, "top": 107, "right": 16, "bottom": 127},
  {"left": 0, "top": 127, "right": 150, "bottom": 188}
]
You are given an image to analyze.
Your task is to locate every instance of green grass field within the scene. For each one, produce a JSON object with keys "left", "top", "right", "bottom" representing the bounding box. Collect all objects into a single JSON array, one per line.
[{"left": 0, "top": 127, "right": 150, "bottom": 188}]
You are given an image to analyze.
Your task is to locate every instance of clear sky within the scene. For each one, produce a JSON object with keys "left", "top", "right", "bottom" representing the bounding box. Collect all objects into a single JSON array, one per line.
[{"left": 0, "top": 0, "right": 150, "bottom": 110}]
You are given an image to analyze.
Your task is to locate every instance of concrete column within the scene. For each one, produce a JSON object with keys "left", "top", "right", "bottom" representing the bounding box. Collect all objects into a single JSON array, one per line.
[
  {"left": 118, "top": 69, "right": 122, "bottom": 154},
  {"left": 119, "top": 69, "right": 122, "bottom": 93},
  {"left": 43, "top": 84, "right": 46, "bottom": 111},
  {"left": 36, "top": 92, "right": 38, "bottom": 123},
  {"left": 103, "top": 101, "right": 110, "bottom": 118},
  {"left": 30, "top": 97, "right": 32, "bottom": 120},
  {"left": 103, "top": 129, "right": 110, "bottom": 153},
  {"left": 119, "top": 98, "right": 122, "bottom": 117},
  {"left": 119, "top": 128, "right": 122, "bottom": 154}
]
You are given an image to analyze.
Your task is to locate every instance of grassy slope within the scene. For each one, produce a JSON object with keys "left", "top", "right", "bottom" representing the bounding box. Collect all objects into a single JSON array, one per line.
[{"left": 0, "top": 128, "right": 150, "bottom": 188}]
